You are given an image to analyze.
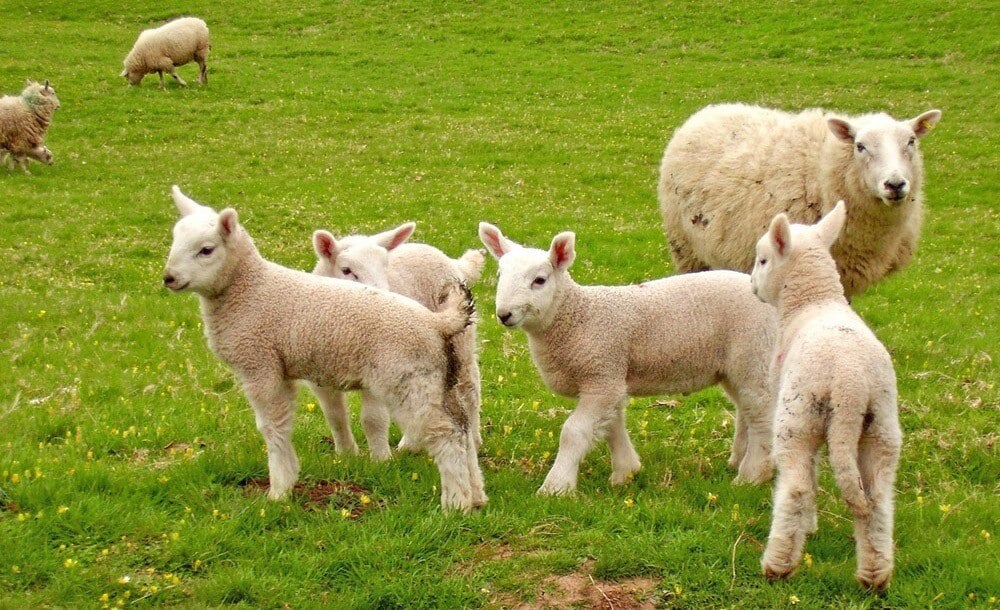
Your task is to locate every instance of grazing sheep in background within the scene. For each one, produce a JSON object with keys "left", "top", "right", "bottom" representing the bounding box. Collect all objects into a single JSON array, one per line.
[
  {"left": 0, "top": 80, "right": 60, "bottom": 175},
  {"left": 658, "top": 103, "right": 941, "bottom": 297},
  {"left": 312, "top": 222, "right": 485, "bottom": 459},
  {"left": 163, "top": 186, "right": 486, "bottom": 511},
  {"left": 751, "top": 201, "right": 901, "bottom": 591},
  {"left": 122, "top": 17, "right": 210, "bottom": 88},
  {"left": 479, "top": 222, "right": 778, "bottom": 495},
  {"left": 1, "top": 144, "right": 52, "bottom": 173}
]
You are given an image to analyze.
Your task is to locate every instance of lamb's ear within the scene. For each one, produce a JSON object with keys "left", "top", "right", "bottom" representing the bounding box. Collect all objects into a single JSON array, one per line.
[
  {"left": 373, "top": 222, "right": 415, "bottom": 251},
  {"left": 478, "top": 222, "right": 517, "bottom": 260},
  {"left": 911, "top": 109, "right": 941, "bottom": 138},
  {"left": 43, "top": 80, "right": 50, "bottom": 91},
  {"left": 768, "top": 213, "right": 792, "bottom": 257},
  {"left": 827, "top": 117, "right": 855, "bottom": 143},
  {"left": 218, "top": 208, "right": 239, "bottom": 239},
  {"left": 549, "top": 231, "right": 576, "bottom": 271},
  {"left": 313, "top": 230, "right": 338, "bottom": 261},
  {"left": 171, "top": 185, "right": 203, "bottom": 217},
  {"left": 120, "top": 69, "right": 128, "bottom": 78},
  {"left": 816, "top": 200, "right": 847, "bottom": 249}
]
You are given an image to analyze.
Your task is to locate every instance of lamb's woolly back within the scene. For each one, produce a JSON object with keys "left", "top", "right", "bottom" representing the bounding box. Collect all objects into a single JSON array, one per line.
[
  {"left": 479, "top": 221, "right": 778, "bottom": 494},
  {"left": 659, "top": 103, "right": 941, "bottom": 296},
  {"left": 122, "top": 17, "right": 210, "bottom": 87}
]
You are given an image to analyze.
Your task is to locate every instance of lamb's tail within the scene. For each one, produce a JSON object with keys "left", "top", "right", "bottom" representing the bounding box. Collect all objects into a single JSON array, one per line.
[
  {"left": 827, "top": 392, "right": 871, "bottom": 519},
  {"left": 434, "top": 282, "right": 476, "bottom": 340},
  {"left": 454, "top": 249, "right": 486, "bottom": 284}
]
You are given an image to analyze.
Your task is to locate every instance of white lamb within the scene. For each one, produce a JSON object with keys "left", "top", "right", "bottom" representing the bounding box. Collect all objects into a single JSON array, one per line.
[
  {"left": 122, "top": 17, "right": 210, "bottom": 88},
  {"left": 478, "top": 223, "right": 778, "bottom": 495},
  {"left": 163, "top": 186, "right": 486, "bottom": 511},
  {"left": 312, "top": 222, "right": 485, "bottom": 459},
  {"left": 659, "top": 103, "right": 941, "bottom": 297},
  {"left": 0, "top": 80, "right": 60, "bottom": 174},
  {"left": 751, "top": 201, "right": 901, "bottom": 591}
]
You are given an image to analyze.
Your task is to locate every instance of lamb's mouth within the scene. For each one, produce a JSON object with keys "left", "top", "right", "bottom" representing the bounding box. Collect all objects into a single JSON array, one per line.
[{"left": 168, "top": 281, "right": 190, "bottom": 292}]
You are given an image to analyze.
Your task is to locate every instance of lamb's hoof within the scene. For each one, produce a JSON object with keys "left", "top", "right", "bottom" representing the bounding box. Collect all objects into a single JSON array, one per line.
[
  {"left": 609, "top": 467, "right": 640, "bottom": 486},
  {"left": 761, "top": 561, "right": 796, "bottom": 582},
  {"left": 734, "top": 460, "right": 774, "bottom": 485},
  {"left": 369, "top": 448, "right": 392, "bottom": 463},
  {"left": 537, "top": 481, "right": 575, "bottom": 497},
  {"left": 396, "top": 437, "right": 419, "bottom": 453},
  {"left": 856, "top": 566, "right": 893, "bottom": 593}
]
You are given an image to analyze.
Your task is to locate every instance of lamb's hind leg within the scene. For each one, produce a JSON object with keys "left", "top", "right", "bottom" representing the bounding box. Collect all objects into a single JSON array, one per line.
[
  {"left": 722, "top": 382, "right": 774, "bottom": 484},
  {"left": 244, "top": 376, "right": 299, "bottom": 499},
  {"left": 360, "top": 390, "right": 393, "bottom": 462},
  {"left": 762, "top": 434, "right": 820, "bottom": 580},
  {"left": 854, "top": 411, "right": 902, "bottom": 592},
  {"left": 538, "top": 391, "right": 624, "bottom": 496}
]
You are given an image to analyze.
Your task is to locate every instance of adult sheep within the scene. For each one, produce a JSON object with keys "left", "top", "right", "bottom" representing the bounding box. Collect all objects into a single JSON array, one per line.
[
  {"left": 122, "top": 17, "right": 210, "bottom": 88},
  {"left": 658, "top": 103, "right": 941, "bottom": 297},
  {"left": 0, "top": 80, "right": 60, "bottom": 174}
]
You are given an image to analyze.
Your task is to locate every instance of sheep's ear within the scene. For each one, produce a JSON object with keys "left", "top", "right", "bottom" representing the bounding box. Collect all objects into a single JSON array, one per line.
[
  {"left": 478, "top": 222, "right": 517, "bottom": 260},
  {"left": 768, "top": 213, "right": 792, "bottom": 257},
  {"left": 171, "top": 185, "right": 203, "bottom": 217},
  {"left": 816, "top": 201, "right": 846, "bottom": 249},
  {"left": 549, "top": 231, "right": 576, "bottom": 271},
  {"left": 120, "top": 69, "right": 128, "bottom": 78},
  {"left": 218, "top": 208, "right": 239, "bottom": 239},
  {"left": 373, "top": 222, "right": 415, "bottom": 251},
  {"left": 827, "top": 118, "right": 855, "bottom": 143},
  {"left": 313, "top": 230, "right": 338, "bottom": 261},
  {"left": 911, "top": 109, "right": 941, "bottom": 138},
  {"left": 43, "top": 80, "right": 50, "bottom": 91}
]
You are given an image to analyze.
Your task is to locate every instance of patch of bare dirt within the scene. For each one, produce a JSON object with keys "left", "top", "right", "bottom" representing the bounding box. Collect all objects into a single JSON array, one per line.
[{"left": 241, "top": 478, "right": 381, "bottom": 517}]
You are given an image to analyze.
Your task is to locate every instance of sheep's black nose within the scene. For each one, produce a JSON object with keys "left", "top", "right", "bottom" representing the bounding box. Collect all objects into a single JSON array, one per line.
[
  {"left": 884, "top": 179, "right": 907, "bottom": 193},
  {"left": 498, "top": 311, "right": 512, "bottom": 325},
  {"left": 163, "top": 274, "right": 175, "bottom": 287}
]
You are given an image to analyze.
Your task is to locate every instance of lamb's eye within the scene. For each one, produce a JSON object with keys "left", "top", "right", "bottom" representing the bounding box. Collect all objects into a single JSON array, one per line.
[
  {"left": 759, "top": 258, "right": 767, "bottom": 267},
  {"left": 907, "top": 136, "right": 916, "bottom": 147},
  {"left": 532, "top": 276, "right": 547, "bottom": 287},
  {"left": 855, "top": 142, "right": 866, "bottom": 153},
  {"left": 341, "top": 267, "right": 352, "bottom": 276},
  {"left": 198, "top": 246, "right": 214, "bottom": 256}
]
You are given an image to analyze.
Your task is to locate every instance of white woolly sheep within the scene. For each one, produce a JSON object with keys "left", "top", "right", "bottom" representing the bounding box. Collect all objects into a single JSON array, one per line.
[
  {"left": 479, "top": 223, "right": 778, "bottom": 495},
  {"left": 122, "top": 17, "right": 210, "bottom": 88},
  {"left": 312, "top": 222, "right": 485, "bottom": 459},
  {"left": 0, "top": 80, "right": 60, "bottom": 175},
  {"left": 163, "top": 186, "right": 486, "bottom": 511},
  {"left": 751, "top": 201, "right": 901, "bottom": 591},
  {"left": 658, "top": 103, "right": 942, "bottom": 297}
]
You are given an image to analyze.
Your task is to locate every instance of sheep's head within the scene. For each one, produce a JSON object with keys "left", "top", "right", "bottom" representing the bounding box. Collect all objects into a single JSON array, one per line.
[
  {"left": 827, "top": 110, "right": 940, "bottom": 206},
  {"left": 479, "top": 222, "right": 574, "bottom": 331},
  {"left": 22, "top": 79, "right": 60, "bottom": 110},
  {"left": 752, "top": 201, "right": 846, "bottom": 304},
  {"left": 312, "top": 222, "right": 414, "bottom": 290},
  {"left": 32, "top": 145, "right": 53, "bottom": 165},
  {"left": 163, "top": 185, "right": 240, "bottom": 297}
]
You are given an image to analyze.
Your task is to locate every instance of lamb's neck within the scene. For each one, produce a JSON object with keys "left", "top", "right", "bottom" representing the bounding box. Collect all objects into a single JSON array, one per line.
[
  {"left": 777, "top": 254, "right": 848, "bottom": 324},
  {"left": 527, "top": 278, "right": 588, "bottom": 341},
  {"left": 199, "top": 236, "right": 267, "bottom": 320}
]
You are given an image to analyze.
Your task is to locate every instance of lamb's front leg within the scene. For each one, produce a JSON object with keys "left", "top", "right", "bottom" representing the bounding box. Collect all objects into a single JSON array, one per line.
[
  {"left": 606, "top": 401, "right": 641, "bottom": 485},
  {"left": 538, "top": 391, "right": 623, "bottom": 496},
  {"left": 307, "top": 382, "right": 358, "bottom": 455},
  {"left": 245, "top": 377, "right": 299, "bottom": 499},
  {"left": 360, "top": 390, "right": 393, "bottom": 462}
]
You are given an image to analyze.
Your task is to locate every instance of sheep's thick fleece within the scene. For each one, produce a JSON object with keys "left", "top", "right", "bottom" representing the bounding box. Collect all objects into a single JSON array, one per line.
[
  {"left": 659, "top": 103, "right": 941, "bottom": 297},
  {"left": 751, "top": 202, "right": 901, "bottom": 591},
  {"left": 479, "top": 223, "right": 778, "bottom": 496},
  {"left": 122, "top": 17, "right": 210, "bottom": 87},
  {"left": 0, "top": 81, "right": 60, "bottom": 173},
  {"left": 163, "top": 187, "right": 485, "bottom": 511}
]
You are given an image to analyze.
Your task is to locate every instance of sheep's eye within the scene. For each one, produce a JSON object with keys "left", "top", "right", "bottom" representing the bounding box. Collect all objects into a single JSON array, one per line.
[
  {"left": 759, "top": 258, "right": 767, "bottom": 267},
  {"left": 341, "top": 267, "right": 352, "bottom": 276},
  {"left": 855, "top": 142, "right": 866, "bottom": 153},
  {"left": 532, "top": 276, "right": 547, "bottom": 287},
  {"left": 198, "top": 246, "right": 215, "bottom": 256},
  {"left": 907, "top": 136, "right": 916, "bottom": 147}
]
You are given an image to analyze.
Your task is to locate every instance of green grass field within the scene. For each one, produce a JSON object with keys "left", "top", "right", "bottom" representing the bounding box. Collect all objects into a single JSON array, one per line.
[{"left": 1, "top": 1, "right": 997, "bottom": 607}]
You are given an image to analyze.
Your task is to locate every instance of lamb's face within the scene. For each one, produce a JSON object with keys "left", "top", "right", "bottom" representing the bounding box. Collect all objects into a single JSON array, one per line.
[
  {"left": 494, "top": 247, "right": 559, "bottom": 330},
  {"left": 751, "top": 231, "right": 781, "bottom": 305},
  {"left": 316, "top": 238, "right": 391, "bottom": 290},
  {"left": 164, "top": 210, "right": 232, "bottom": 295},
  {"left": 828, "top": 110, "right": 940, "bottom": 206}
]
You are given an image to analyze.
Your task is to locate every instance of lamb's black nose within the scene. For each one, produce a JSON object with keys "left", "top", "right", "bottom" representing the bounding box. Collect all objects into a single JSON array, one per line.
[
  {"left": 498, "top": 311, "right": 512, "bottom": 325},
  {"left": 163, "top": 274, "right": 176, "bottom": 287}
]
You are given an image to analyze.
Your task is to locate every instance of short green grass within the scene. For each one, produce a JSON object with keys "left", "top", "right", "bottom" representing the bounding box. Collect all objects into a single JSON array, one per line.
[{"left": 1, "top": 1, "right": 997, "bottom": 607}]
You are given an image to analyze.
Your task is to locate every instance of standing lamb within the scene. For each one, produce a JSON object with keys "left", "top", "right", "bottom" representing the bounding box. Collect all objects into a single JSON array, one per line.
[
  {"left": 122, "top": 17, "right": 210, "bottom": 88},
  {"left": 478, "top": 222, "right": 778, "bottom": 495},
  {"left": 163, "top": 186, "right": 486, "bottom": 511},
  {"left": 312, "top": 222, "right": 485, "bottom": 459},
  {"left": 0, "top": 80, "right": 60, "bottom": 175},
  {"left": 658, "top": 103, "right": 941, "bottom": 297},
  {"left": 751, "top": 201, "right": 901, "bottom": 591}
]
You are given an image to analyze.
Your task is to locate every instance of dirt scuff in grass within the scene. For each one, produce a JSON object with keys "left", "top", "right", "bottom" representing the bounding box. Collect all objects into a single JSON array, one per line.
[{"left": 241, "top": 478, "right": 381, "bottom": 517}]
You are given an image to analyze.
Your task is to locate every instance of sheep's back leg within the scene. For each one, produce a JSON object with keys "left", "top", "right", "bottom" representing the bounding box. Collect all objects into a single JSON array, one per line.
[
  {"left": 244, "top": 377, "right": 299, "bottom": 499},
  {"left": 538, "top": 391, "right": 625, "bottom": 496}
]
